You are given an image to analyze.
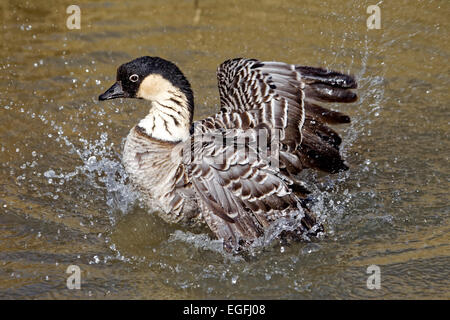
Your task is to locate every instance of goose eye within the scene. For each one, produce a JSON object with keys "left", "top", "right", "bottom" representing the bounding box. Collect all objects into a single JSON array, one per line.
[{"left": 129, "top": 74, "right": 139, "bottom": 82}]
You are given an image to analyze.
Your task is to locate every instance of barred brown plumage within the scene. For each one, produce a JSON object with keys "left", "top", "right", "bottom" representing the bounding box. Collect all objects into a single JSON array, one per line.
[{"left": 99, "top": 56, "right": 358, "bottom": 252}]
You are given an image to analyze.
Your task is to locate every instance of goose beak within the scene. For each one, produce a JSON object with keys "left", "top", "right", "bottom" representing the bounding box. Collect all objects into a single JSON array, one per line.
[{"left": 99, "top": 81, "right": 127, "bottom": 100}]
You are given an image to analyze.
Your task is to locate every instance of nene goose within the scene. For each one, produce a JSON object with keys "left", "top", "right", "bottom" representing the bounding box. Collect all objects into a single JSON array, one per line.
[{"left": 99, "top": 56, "right": 357, "bottom": 252}]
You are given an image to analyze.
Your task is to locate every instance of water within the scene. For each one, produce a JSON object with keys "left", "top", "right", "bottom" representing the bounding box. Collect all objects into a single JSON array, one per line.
[{"left": 0, "top": 0, "right": 449, "bottom": 299}]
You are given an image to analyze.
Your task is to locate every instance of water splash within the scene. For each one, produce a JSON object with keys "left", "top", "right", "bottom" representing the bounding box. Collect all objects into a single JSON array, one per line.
[
  {"left": 35, "top": 115, "right": 139, "bottom": 218},
  {"left": 168, "top": 230, "right": 225, "bottom": 253}
]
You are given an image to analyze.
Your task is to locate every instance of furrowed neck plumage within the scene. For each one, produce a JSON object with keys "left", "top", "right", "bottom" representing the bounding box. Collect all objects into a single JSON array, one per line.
[{"left": 136, "top": 74, "right": 193, "bottom": 142}]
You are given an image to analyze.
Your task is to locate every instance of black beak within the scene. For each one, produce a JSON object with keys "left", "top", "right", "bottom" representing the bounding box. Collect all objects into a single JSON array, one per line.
[{"left": 98, "top": 81, "right": 127, "bottom": 101}]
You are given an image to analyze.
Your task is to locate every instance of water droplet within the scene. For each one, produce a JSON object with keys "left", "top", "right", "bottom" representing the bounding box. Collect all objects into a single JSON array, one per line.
[
  {"left": 44, "top": 169, "right": 55, "bottom": 178},
  {"left": 87, "top": 156, "right": 97, "bottom": 165}
]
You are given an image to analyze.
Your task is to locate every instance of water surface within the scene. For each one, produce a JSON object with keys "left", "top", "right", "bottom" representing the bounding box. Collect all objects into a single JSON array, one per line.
[{"left": 0, "top": 0, "right": 448, "bottom": 299}]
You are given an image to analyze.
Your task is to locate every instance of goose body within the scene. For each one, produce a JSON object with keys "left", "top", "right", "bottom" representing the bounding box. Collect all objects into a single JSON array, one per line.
[{"left": 99, "top": 56, "right": 357, "bottom": 252}]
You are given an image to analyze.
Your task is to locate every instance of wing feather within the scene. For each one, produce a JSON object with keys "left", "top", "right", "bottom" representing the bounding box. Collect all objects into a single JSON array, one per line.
[{"left": 182, "top": 58, "right": 357, "bottom": 250}]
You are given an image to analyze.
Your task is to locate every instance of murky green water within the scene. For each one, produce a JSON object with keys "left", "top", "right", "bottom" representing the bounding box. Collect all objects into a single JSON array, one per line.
[{"left": 0, "top": 0, "right": 448, "bottom": 299}]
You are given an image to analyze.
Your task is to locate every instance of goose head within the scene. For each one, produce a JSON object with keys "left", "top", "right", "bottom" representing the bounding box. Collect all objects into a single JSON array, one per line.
[{"left": 99, "top": 56, "right": 194, "bottom": 142}]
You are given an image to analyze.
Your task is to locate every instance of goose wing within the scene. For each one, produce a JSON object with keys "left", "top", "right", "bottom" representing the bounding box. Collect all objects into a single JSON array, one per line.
[
  {"left": 183, "top": 123, "right": 317, "bottom": 251},
  {"left": 184, "top": 58, "right": 357, "bottom": 250},
  {"left": 217, "top": 58, "right": 357, "bottom": 174}
]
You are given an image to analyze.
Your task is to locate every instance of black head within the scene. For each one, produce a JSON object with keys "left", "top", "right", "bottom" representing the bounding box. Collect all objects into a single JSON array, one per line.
[{"left": 99, "top": 56, "right": 194, "bottom": 116}]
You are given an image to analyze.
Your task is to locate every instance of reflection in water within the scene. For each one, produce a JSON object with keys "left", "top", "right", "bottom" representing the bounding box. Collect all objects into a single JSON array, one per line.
[{"left": 0, "top": 0, "right": 448, "bottom": 299}]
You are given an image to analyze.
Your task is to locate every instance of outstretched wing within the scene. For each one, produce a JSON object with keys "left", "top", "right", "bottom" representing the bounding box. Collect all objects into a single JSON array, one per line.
[
  {"left": 184, "top": 58, "right": 357, "bottom": 250},
  {"left": 217, "top": 58, "right": 305, "bottom": 151},
  {"left": 217, "top": 58, "right": 357, "bottom": 174},
  {"left": 183, "top": 124, "right": 317, "bottom": 251}
]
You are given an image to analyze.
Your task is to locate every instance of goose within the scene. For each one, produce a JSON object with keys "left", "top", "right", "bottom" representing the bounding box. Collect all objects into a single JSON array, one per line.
[{"left": 99, "top": 56, "right": 357, "bottom": 252}]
